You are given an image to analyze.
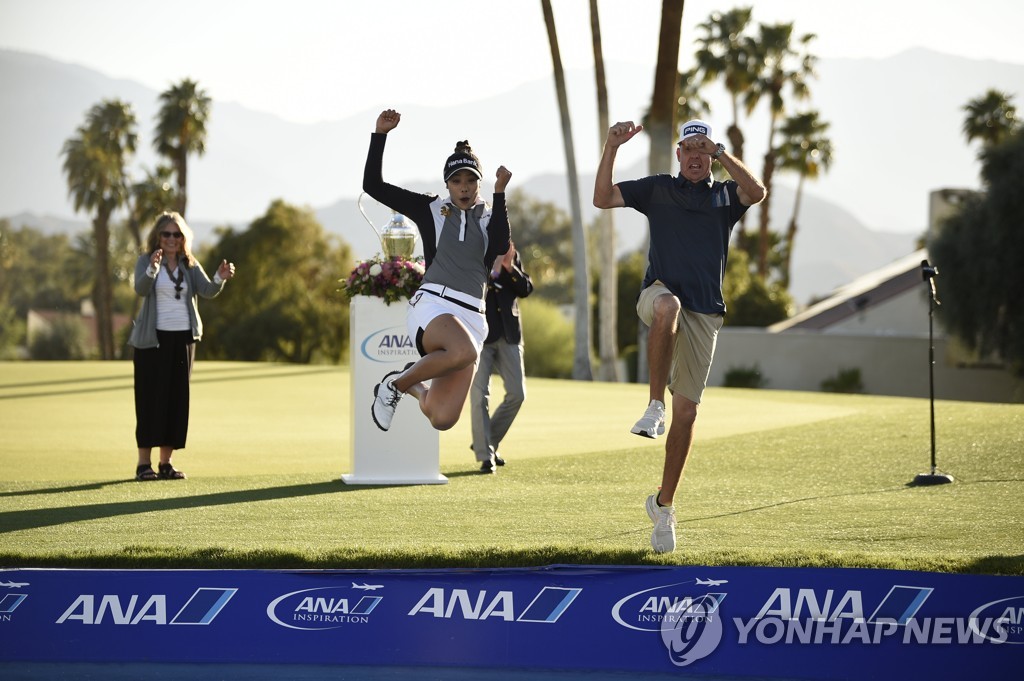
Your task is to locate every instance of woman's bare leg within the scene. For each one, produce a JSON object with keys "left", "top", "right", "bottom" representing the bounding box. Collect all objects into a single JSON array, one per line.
[{"left": 392, "top": 314, "right": 478, "bottom": 431}]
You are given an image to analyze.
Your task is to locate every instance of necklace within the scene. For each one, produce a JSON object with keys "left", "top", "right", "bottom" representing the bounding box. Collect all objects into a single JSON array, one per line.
[{"left": 163, "top": 261, "right": 184, "bottom": 299}]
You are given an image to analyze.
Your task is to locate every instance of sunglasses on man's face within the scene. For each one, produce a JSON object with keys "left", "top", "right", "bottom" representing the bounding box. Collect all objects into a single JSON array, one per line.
[{"left": 160, "top": 231, "right": 184, "bottom": 239}]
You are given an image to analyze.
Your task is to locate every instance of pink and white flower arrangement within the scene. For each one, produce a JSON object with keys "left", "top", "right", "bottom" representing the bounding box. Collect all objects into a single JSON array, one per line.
[{"left": 341, "top": 255, "right": 426, "bottom": 305}]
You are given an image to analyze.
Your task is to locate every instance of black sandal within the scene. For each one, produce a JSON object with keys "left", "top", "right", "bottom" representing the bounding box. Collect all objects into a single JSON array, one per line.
[
  {"left": 158, "top": 463, "right": 186, "bottom": 480},
  {"left": 135, "top": 464, "right": 158, "bottom": 481}
]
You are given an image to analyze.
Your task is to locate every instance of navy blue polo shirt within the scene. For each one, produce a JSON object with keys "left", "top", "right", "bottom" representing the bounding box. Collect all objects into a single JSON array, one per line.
[{"left": 618, "top": 173, "right": 748, "bottom": 315}]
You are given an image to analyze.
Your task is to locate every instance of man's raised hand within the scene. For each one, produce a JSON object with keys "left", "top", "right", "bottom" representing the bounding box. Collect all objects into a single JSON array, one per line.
[{"left": 607, "top": 121, "right": 644, "bottom": 148}]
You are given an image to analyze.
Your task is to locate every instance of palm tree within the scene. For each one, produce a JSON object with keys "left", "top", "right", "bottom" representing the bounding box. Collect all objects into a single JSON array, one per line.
[
  {"left": 962, "top": 89, "right": 1018, "bottom": 149},
  {"left": 541, "top": 0, "right": 593, "bottom": 380},
  {"left": 127, "top": 166, "right": 177, "bottom": 251},
  {"left": 644, "top": 67, "right": 709, "bottom": 146},
  {"left": 694, "top": 7, "right": 756, "bottom": 163},
  {"left": 693, "top": 6, "right": 757, "bottom": 246},
  {"left": 61, "top": 99, "right": 138, "bottom": 359},
  {"left": 647, "top": 0, "right": 686, "bottom": 176},
  {"left": 123, "top": 166, "right": 177, "bottom": 320},
  {"left": 745, "top": 22, "right": 816, "bottom": 280},
  {"left": 633, "top": 0, "right": 685, "bottom": 384},
  {"left": 776, "top": 110, "right": 833, "bottom": 289},
  {"left": 154, "top": 79, "right": 211, "bottom": 218},
  {"left": 667, "top": 67, "right": 712, "bottom": 128},
  {"left": 589, "top": 0, "right": 619, "bottom": 382}
]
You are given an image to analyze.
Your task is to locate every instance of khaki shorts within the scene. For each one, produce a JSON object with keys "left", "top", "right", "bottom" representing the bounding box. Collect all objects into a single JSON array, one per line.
[{"left": 636, "top": 281, "right": 723, "bottom": 404}]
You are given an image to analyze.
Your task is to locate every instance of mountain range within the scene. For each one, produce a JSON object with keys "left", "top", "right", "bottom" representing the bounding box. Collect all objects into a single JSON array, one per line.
[{"left": 2, "top": 48, "right": 1021, "bottom": 303}]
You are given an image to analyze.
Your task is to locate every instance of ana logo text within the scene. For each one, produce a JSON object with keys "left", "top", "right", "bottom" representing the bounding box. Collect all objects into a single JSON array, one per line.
[
  {"left": 409, "top": 586, "right": 581, "bottom": 622},
  {"left": 57, "top": 588, "right": 237, "bottom": 625}
]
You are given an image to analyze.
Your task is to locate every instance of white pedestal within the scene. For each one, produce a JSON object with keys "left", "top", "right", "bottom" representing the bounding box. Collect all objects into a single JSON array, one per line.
[{"left": 342, "top": 295, "right": 446, "bottom": 485}]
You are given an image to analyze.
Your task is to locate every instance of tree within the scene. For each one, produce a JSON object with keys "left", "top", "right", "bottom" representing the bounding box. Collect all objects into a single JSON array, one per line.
[
  {"left": 962, "top": 89, "right": 1018, "bottom": 149},
  {"left": 745, "top": 22, "right": 816, "bottom": 280},
  {"left": 61, "top": 99, "right": 137, "bottom": 359},
  {"left": 776, "top": 110, "right": 833, "bottom": 289},
  {"left": 589, "top": 0, "right": 619, "bottom": 381},
  {"left": 520, "top": 297, "right": 575, "bottom": 379},
  {"left": 648, "top": 0, "right": 686, "bottom": 177},
  {"left": 615, "top": 250, "right": 647, "bottom": 381},
  {"left": 633, "top": 0, "right": 685, "bottom": 385},
  {"left": 540, "top": 0, "right": 593, "bottom": 380},
  {"left": 692, "top": 6, "right": 757, "bottom": 244},
  {"left": 154, "top": 79, "right": 211, "bottom": 217},
  {"left": 128, "top": 165, "right": 178, "bottom": 251},
  {"left": 643, "top": 66, "right": 709, "bottom": 134},
  {"left": 0, "top": 303, "right": 21, "bottom": 359},
  {"left": 506, "top": 189, "right": 574, "bottom": 304},
  {"left": 694, "top": 6, "right": 756, "bottom": 163},
  {"left": 0, "top": 225, "right": 91, "bottom": 318},
  {"left": 672, "top": 68, "right": 711, "bottom": 124},
  {"left": 124, "top": 166, "right": 178, "bottom": 320},
  {"left": 0, "top": 223, "right": 112, "bottom": 357},
  {"left": 615, "top": 251, "right": 647, "bottom": 354},
  {"left": 29, "top": 313, "right": 91, "bottom": 360},
  {"left": 732, "top": 227, "right": 786, "bottom": 288},
  {"left": 200, "top": 200, "right": 353, "bottom": 363},
  {"left": 0, "top": 221, "right": 19, "bottom": 356},
  {"left": 723, "top": 248, "right": 793, "bottom": 326},
  {"left": 931, "top": 129, "right": 1024, "bottom": 376}
]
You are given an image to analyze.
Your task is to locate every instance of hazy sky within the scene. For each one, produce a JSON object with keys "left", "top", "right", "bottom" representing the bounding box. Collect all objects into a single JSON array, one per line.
[{"left": 2, "top": 0, "right": 1021, "bottom": 125}]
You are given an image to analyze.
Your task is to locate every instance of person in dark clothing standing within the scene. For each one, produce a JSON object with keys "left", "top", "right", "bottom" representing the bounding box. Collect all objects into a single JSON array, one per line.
[{"left": 470, "top": 244, "right": 533, "bottom": 473}]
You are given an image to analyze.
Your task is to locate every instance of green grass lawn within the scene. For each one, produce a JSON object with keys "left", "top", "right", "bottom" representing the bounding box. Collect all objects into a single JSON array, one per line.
[{"left": 1, "top": 360, "right": 1021, "bottom": 574}]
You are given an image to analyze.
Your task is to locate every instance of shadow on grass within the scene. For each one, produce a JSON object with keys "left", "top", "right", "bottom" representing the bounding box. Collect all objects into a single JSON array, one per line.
[
  {"left": 443, "top": 470, "right": 493, "bottom": 479},
  {"left": 0, "top": 371, "right": 130, "bottom": 390},
  {"left": 0, "top": 463, "right": 491, "bottom": 533},
  {"left": 964, "top": 555, "right": 1024, "bottom": 574},
  {"left": 0, "top": 480, "right": 138, "bottom": 498},
  {"left": 0, "top": 479, "right": 401, "bottom": 533},
  {"left": 681, "top": 484, "right": 914, "bottom": 523},
  {"left": 658, "top": 476, "right": 1022, "bottom": 526},
  {"left": 907, "top": 476, "right": 1024, "bottom": 486},
  {"left": 0, "top": 365, "right": 339, "bottom": 401}
]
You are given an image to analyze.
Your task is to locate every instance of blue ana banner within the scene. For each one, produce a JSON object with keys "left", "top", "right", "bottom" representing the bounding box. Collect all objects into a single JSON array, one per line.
[{"left": 1, "top": 565, "right": 1020, "bottom": 678}]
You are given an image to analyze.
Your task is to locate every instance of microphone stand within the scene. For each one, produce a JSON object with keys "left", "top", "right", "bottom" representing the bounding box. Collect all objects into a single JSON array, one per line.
[{"left": 912, "top": 260, "right": 954, "bottom": 486}]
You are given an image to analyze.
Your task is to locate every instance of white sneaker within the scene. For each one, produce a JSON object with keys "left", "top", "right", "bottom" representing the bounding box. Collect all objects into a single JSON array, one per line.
[
  {"left": 631, "top": 400, "right": 666, "bottom": 438},
  {"left": 371, "top": 365, "right": 411, "bottom": 431},
  {"left": 645, "top": 493, "right": 677, "bottom": 553}
]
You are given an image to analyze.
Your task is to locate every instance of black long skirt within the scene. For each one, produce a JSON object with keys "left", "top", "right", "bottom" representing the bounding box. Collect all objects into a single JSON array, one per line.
[{"left": 133, "top": 330, "right": 196, "bottom": 449}]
